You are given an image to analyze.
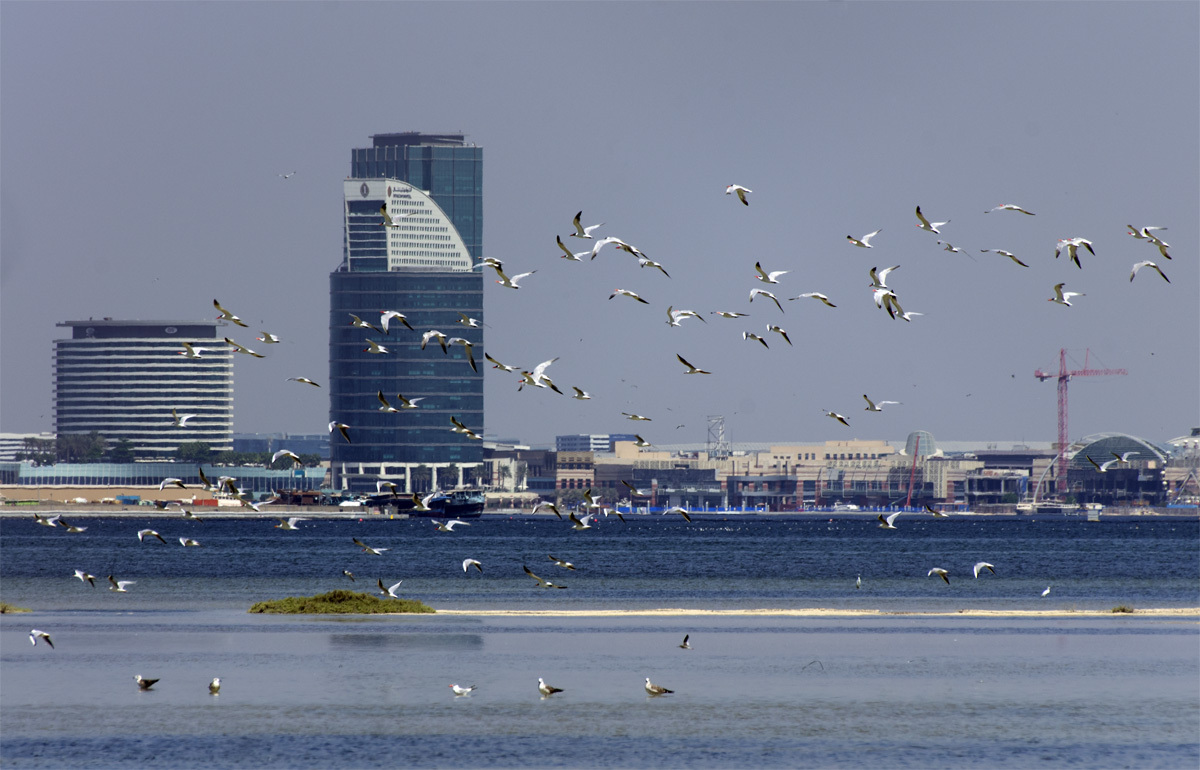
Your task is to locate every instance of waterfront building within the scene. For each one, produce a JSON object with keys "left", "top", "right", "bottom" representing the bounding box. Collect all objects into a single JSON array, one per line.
[
  {"left": 330, "top": 133, "right": 484, "bottom": 492},
  {"left": 555, "top": 433, "right": 638, "bottom": 453},
  {"left": 53, "top": 320, "right": 232, "bottom": 458}
]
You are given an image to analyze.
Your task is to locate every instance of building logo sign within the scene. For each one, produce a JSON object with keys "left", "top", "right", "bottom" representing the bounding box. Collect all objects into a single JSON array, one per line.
[{"left": 360, "top": 183, "right": 370, "bottom": 198}]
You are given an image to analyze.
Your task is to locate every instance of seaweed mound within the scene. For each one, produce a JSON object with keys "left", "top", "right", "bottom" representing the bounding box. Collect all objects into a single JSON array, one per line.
[{"left": 249, "top": 590, "right": 434, "bottom": 614}]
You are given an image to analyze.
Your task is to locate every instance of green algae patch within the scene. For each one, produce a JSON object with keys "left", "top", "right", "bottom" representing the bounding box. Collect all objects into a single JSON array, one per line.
[{"left": 249, "top": 590, "right": 434, "bottom": 615}]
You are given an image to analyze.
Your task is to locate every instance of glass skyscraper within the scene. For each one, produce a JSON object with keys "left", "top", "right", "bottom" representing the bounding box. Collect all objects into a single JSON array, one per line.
[
  {"left": 330, "top": 133, "right": 484, "bottom": 493},
  {"left": 54, "top": 320, "right": 234, "bottom": 457}
]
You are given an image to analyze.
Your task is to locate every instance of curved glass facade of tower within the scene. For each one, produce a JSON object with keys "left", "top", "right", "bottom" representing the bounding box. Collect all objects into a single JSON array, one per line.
[{"left": 330, "top": 133, "right": 484, "bottom": 492}]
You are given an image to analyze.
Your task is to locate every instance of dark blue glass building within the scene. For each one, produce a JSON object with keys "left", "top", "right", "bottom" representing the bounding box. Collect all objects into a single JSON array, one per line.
[{"left": 330, "top": 133, "right": 484, "bottom": 493}]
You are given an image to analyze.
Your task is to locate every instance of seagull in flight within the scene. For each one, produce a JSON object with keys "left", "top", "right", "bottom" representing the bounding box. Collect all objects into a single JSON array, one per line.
[
  {"left": 179, "top": 537, "right": 201, "bottom": 547},
  {"left": 679, "top": 635, "right": 692, "bottom": 650},
  {"left": 972, "top": 562, "right": 996, "bottom": 578},
  {"left": 172, "top": 409, "right": 197, "bottom": 428},
  {"left": 532, "top": 501, "right": 562, "bottom": 519},
  {"left": 462, "top": 559, "right": 482, "bottom": 573},
  {"left": 985, "top": 203, "right": 1035, "bottom": 215},
  {"left": 1130, "top": 261, "right": 1169, "bottom": 283},
  {"left": 538, "top": 677, "right": 565, "bottom": 696},
  {"left": 548, "top": 555, "right": 576, "bottom": 570},
  {"left": 1048, "top": 283, "right": 1085, "bottom": 307},
  {"left": 645, "top": 677, "right": 674, "bottom": 696},
  {"left": 137, "top": 529, "right": 167, "bottom": 544},
  {"left": 790, "top": 292, "right": 836, "bottom": 308},
  {"left": 485, "top": 353, "right": 521, "bottom": 373},
  {"left": 570, "top": 386, "right": 592, "bottom": 400},
  {"left": 743, "top": 331, "right": 769, "bottom": 348},
  {"left": 567, "top": 511, "right": 595, "bottom": 531},
  {"left": 288, "top": 376, "right": 321, "bottom": 387},
  {"left": 556, "top": 235, "right": 589, "bottom": 261},
  {"left": 862, "top": 395, "right": 900, "bottom": 412},
  {"left": 766, "top": 324, "right": 792, "bottom": 346},
  {"left": 636, "top": 255, "right": 671, "bottom": 277},
  {"left": 666, "top": 307, "right": 705, "bottom": 327},
  {"left": 449, "top": 683, "right": 477, "bottom": 696},
  {"left": 754, "top": 262, "right": 789, "bottom": 284},
  {"left": 609, "top": 288, "right": 650, "bottom": 304},
  {"left": 1086, "top": 455, "right": 1118, "bottom": 473},
  {"left": 664, "top": 505, "right": 692, "bottom": 522},
  {"left": 329, "top": 421, "right": 351, "bottom": 443},
  {"left": 1055, "top": 237, "right": 1094, "bottom": 269},
  {"left": 433, "top": 519, "right": 470, "bottom": 532},
  {"left": 676, "top": 353, "right": 711, "bottom": 374},
  {"left": 622, "top": 412, "right": 652, "bottom": 421},
  {"left": 275, "top": 517, "right": 306, "bottom": 530},
  {"left": 711, "top": 310, "right": 748, "bottom": 318},
  {"left": 825, "top": 410, "right": 850, "bottom": 427},
  {"left": 342, "top": 570, "right": 356, "bottom": 582},
  {"left": 725, "top": 184, "right": 752, "bottom": 205},
  {"left": 494, "top": 268, "right": 536, "bottom": 289},
  {"left": 914, "top": 206, "right": 948, "bottom": 234},
  {"left": 74, "top": 569, "right": 96, "bottom": 587},
  {"left": 256, "top": 331, "right": 281, "bottom": 344},
  {"left": 570, "top": 211, "right": 604, "bottom": 239},
  {"left": 526, "top": 566, "right": 568, "bottom": 589},
  {"left": 352, "top": 537, "right": 388, "bottom": 555},
  {"left": 213, "top": 299, "right": 249, "bottom": 327},
  {"left": 936, "top": 240, "right": 971, "bottom": 256},
  {"left": 29, "top": 629, "right": 54, "bottom": 648},
  {"left": 108, "top": 576, "right": 135, "bottom": 592},
  {"left": 380, "top": 310, "right": 414, "bottom": 333},
  {"left": 271, "top": 449, "right": 301, "bottom": 466},
  {"left": 633, "top": 435, "right": 653, "bottom": 448},
  {"left": 278, "top": 171, "right": 297, "bottom": 179},
  {"left": 1111, "top": 451, "right": 1137, "bottom": 464},
  {"left": 177, "top": 342, "right": 216, "bottom": 359},
  {"left": 1127, "top": 226, "right": 1171, "bottom": 256},
  {"left": 749, "top": 288, "right": 783, "bottom": 313},
  {"left": 377, "top": 578, "right": 403, "bottom": 598},
  {"left": 869, "top": 265, "right": 900, "bottom": 289},
  {"left": 928, "top": 567, "right": 950, "bottom": 584},
  {"left": 224, "top": 338, "right": 266, "bottom": 358},
  {"left": 589, "top": 236, "right": 631, "bottom": 260},
  {"left": 877, "top": 512, "right": 901, "bottom": 530},
  {"left": 1042, "top": 586, "right": 1052, "bottom": 597},
  {"left": 980, "top": 248, "right": 1029, "bottom": 268},
  {"left": 847, "top": 229, "right": 881, "bottom": 248}
]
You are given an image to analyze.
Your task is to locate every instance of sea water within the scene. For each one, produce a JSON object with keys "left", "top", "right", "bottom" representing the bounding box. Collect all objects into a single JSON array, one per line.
[{"left": 1, "top": 514, "right": 1197, "bottom": 768}]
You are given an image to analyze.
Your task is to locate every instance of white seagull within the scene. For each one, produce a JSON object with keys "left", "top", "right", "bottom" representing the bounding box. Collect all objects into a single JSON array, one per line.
[
  {"left": 137, "top": 529, "right": 167, "bottom": 544},
  {"left": 679, "top": 635, "right": 692, "bottom": 650},
  {"left": 275, "top": 517, "right": 306, "bottom": 530},
  {"left": 329, "top": 421, "right": 352, "bottom": 444},
  {"left": 711, "top": 310, "right": 748, "bottom": 318},
  {"left": 209, "top": 678, "right": 221, "bottom": 695},
  {"left": 645, "top": 677, "right": 674, "bottom": 696},
  {"left": 548, "top": 555, "right": 576, "bottom": 570},
  {"left": 213, "top": 299, "right": 249, "bottom": 327},
  {"left": 256, "top": 331, "right": 281, "bottom": 344},
  {"left": 676, "top": 353, "right": 711, "bottom": 375},
  {"left": 1055, "top": 237, "right": 1094, "bottom": 269},
  {"left": 556, "top": 235, "right": 589, "bottom": 261},
  {"left": 790, "top": 292, "right": 836, "bottom": 308},
  {"left": 462, "top": 559, "right": 483, "bottom": 573},
  {"left": 766, "top": 324, "right": 792, "bottom": 346},
  {"left": 362, "top": 339, "right": 389, "bottom": 355},
  {"left": 877, "top": 512, "right": 901, "bottom": 530},
  {"left": 538, "top": 677, "right": 564, "bottom": 696},
  {"left": 1130, "top": 261, "right": 1169, "bottom": 283},
  {"left": 526, "top": 566, "right": 568, "bottom": 589},
  {"left": 666, "top": 307, "right": 705, "bottom": 327},
  {"left": 224, "top": 337, "right": 265, "bottom": 358},
  {"left": 272, "top": 449, "right": 301, "bottom": 466},
  {"left": 743, "top": 331, "right": 769, "bottom": 348},
  {"left": 754, "top": 262, "right": 789, "bottom": 284},
  {"left": 749, "top": 288, "right": 784, "bottom": 313},
  {"left": 380, "top": 310, "right": 414, "bottom": 333},
  {"left": 622, "top": 412, "right": 652, "bottom": 421},
  {"left": 74, "top": 569, "right": 96, "bottom": 587},
  {"left": 973, "top": 562, "right": 996, "bottom": 578},
  {"left": 985, "top": 203, "right": 1035, "bottom": 215},
  {"left": 29, "top": 629, "right": 54, "bottom": 648},
  {"left": 570, "top": 211, "right": 604, "bottom": 239},
  {"left": 825, "top": 410, "right": 850, "bottom": 427},
  {"left": 570, "top": 386, "right": 592, "bottom": 401},
  {"left": 159, "top": 477, "right": 186, "bottom": 490},
  {"left": 433, "top": 519, "right": 470, "bottom": 532},
  {"left": 352, "top": 537, "right": 388, "bottom": 555},
  {"left": 914, "top": 205, "right": 948, "bottom": 234},
  {"left": 868, "top": 265, "right": 900, "bottom": 289},
  {"left": 725, "top": 184, "right": 752, "bottom": 205},
  {"left": 928, "top": 567, "right": 950, "bottom": 585},
  {"left": 288, "top": 376, "right": 321, "bottom": 387},
  {"left": 108, "top": 576, "right": 135, "bottom": 592},
  {"left": 981, "top": 248, "right": 1029, "bottom": 268},
  {"left": 420, "top": 330, "right": 448, "bottom": 353},
  {"left": 1048, "top": 283, "right": 1085, "bottom": 307},
  {"left": 1042, "top": 586, "right": 1052, "bottom": 597},
  {"left": 172, "top": 409, "right": 198, "bottom": 428},
  {"left": 609, "top": 288, "right": 649, "bottom": 304},
  {"left": 664, "top": 505, "right": 693, "bottom": 522},
  {"left": 862, "top": 395, "right": 900, "bottom": 412},
  {"left": 494, "top": 268, "right": 536, "bottom": 289},
  {"left": 568, "top": 512, "right": 594, "bottom": 531},
  {"left": 177, "top": 342, "right": 215, "bottom": 359},
  {"left": 377, "top": 578, "right": 403, "bottom": 598},
  {"left": 179, "top": 537, "right": 201, "bottom": 547},
  {"left": 449, "top": 683, "right": 477, "bottom": 696},
  {"left": 847, "top": 229, "right": 881, "bottom": 248}
]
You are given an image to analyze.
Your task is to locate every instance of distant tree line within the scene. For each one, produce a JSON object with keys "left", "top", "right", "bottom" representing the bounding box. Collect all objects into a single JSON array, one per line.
[{"left": 14, "top": 435, "right": 321, "bottom": 469}]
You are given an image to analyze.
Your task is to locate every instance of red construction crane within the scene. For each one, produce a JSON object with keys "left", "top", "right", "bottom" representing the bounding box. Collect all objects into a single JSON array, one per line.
[{"left": 1034, "top": 348, "right": 1127, "bottom": 495}]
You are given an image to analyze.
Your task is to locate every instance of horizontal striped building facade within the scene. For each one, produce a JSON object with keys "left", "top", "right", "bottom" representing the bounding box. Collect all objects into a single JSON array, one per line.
[{"left": 54, "top": 320, "right": 233, "bottom": 457}]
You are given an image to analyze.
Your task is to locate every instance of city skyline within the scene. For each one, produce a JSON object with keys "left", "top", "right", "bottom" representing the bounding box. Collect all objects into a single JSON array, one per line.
[{"left": 2, "top": 2, "right": 1196, "bottom": 451}]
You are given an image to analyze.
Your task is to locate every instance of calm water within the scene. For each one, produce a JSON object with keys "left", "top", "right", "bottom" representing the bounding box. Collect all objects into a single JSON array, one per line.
[{"left": 2, "top": 514, "right": 1198, "bottom": 768}]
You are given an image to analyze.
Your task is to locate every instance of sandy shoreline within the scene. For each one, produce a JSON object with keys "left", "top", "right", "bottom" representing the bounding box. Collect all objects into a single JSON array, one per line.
[{"left": 433, "top": 607, "right": 1200, "bottom": 619}]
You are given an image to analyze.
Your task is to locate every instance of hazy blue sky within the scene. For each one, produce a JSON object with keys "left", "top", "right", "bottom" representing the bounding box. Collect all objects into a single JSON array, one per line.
[{"left": 2, "top": 1, "right": 1196, "bottom": 449}]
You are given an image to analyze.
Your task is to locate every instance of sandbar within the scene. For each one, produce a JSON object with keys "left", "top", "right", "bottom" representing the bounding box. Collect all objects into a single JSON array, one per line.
[{"left": 433, "top": 607, "right": 1200, "bottom": 618}]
